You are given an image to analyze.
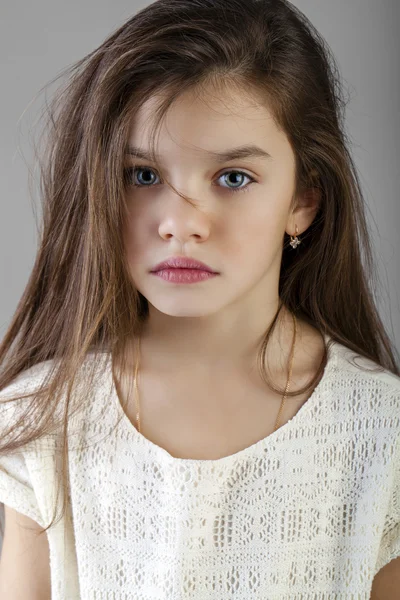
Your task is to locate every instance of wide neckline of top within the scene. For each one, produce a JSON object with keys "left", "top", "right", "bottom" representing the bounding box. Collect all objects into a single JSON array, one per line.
[{"left": 108, "top": 333, "right": 338, "bottom": 467}]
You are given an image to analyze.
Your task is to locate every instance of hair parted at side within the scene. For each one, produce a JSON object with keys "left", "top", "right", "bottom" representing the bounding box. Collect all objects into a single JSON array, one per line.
[{"left": 0, "top": 0, "right": 399, "bottom": 540}]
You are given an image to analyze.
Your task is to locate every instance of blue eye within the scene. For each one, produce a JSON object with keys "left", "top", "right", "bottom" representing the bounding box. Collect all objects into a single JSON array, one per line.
[{"left": 123, "top": 166, "right": 256, "bottom": 194}]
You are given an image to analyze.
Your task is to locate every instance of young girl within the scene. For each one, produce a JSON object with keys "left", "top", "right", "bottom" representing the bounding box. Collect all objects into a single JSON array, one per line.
[{"left": 0, "top": 0, "right": 399, "bottom": 598}]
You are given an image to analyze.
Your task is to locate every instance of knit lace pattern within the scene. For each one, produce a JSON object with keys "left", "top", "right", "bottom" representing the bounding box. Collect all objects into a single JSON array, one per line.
[{"left": 1, "top": 336, "right": 399, "bottom": 599}]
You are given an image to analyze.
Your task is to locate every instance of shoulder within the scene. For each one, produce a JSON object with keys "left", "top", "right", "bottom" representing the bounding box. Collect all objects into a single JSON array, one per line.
[
  {"left": 330, "top": 338, "right": 400, "bottom": 390},
  {"left": 0, "top": 360, "right": 55, "bottom": 418},
  {"left": 0, "top": 353, "right": 108, "bottom": 428},
  {"left": 0, "top": 352, "right": 108, "bottom": 400},
  {"left": 0, "top": 360, "right": 53, "bottom": 396},
  {"left": 328, "top": 338, "right": 400, "bottom": 422}
]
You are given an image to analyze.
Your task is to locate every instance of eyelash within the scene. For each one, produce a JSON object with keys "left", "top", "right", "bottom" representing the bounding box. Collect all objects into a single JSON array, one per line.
[{"left": 123, "top": 165, "right": 256, "bottom": 194}]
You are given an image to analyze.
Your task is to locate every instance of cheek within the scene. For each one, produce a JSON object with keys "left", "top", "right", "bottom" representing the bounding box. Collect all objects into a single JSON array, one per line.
[
  {"left": 122, "top": 217, "right": 143, "bottom": 265},
  {"left": 223, "top": 208, "right": 284, "bottom": 261},
  {"left": 122, "top": 196, "right": 156, "bottom": 255}
]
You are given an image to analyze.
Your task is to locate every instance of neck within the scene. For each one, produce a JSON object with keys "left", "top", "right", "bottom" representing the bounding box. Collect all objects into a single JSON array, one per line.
[{"left": 131, "top": 303, "right": 304, "bottom": 379}]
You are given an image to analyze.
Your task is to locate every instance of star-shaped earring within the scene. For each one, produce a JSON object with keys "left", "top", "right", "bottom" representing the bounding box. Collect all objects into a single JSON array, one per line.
[{"left": 290, "top": 224, "right": 301, "bottom": 249}]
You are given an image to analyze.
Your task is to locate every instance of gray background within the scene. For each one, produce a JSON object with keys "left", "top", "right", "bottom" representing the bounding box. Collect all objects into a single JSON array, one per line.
[{"left": 0, "top": 0, "right": 399, "bottom": 543}]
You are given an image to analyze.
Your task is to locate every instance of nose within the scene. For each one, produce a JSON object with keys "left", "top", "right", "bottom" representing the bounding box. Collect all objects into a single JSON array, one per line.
[{"left": 157, "top": 196, "right": 212, "bottom": 243}]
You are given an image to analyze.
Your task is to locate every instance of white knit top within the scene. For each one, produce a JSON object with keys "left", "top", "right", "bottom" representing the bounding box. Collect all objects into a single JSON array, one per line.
[{"left": 0, "top": 335, "right": 399, "bottom": 599}]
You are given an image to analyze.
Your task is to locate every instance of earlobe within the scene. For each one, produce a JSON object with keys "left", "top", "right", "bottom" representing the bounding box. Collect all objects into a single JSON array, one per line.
[
  {"left": 286, "top": 165, "right": 321, "bottom": 237},
  {"left": 303, "top": 185, "right": 321, "bottom": 210},
  {"left": 286, "top": 186, "right": 321, "bottom": 239},
  {"left": 306, "top": 187, "right": 322, "bottom": 223}
]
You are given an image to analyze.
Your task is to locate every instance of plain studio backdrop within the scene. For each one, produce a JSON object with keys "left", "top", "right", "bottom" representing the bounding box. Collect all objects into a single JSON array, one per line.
[{"left": 0, "top": 0, "right": 399, "bottom": 546}]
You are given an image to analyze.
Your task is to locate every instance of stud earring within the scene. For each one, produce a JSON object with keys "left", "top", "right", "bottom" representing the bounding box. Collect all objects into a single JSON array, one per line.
[{"left": 290, "top": 224, "right": 301, "bottom": 249}]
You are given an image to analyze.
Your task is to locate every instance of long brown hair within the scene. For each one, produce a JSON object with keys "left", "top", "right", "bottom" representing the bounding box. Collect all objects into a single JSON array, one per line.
[{"left": 1, "top": 0, "right": 398, "bottom": 540}]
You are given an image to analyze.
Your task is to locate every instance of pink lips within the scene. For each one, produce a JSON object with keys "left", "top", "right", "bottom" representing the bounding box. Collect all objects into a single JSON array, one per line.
[
  {"left": 151, "top": 256, "right": 218, "bottom": 273},
  {"left": 152, "top": 269, "right": 218, "bottom": 283}
]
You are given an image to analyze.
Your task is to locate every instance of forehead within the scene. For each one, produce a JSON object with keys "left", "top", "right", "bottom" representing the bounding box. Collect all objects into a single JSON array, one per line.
[{"left": 126, "top": 86, "right": 292, "bottom": 164}]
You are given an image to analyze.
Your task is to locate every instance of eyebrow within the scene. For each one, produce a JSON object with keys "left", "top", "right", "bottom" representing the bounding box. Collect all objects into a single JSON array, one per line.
[{"left": 124, "top": 144, "right": 273, "bottom": 163}]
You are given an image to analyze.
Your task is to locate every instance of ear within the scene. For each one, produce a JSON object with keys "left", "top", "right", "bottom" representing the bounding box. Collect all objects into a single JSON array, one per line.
[{"left": 285, "top": 184, "right": 321, "bottom": 239}]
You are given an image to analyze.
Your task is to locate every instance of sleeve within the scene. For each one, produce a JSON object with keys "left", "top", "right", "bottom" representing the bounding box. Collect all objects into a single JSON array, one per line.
[
  {"left": 0, "top": 450, "right": 47, "bottom": 529},
  {"left": 374, "top": 430, "right": 400, "bottom": 575},
  {"left": 0, "top": 379, "right": 48, "bottom": 529}
]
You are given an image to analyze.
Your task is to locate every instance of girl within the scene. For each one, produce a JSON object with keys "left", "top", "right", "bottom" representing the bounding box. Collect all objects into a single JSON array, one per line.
[{"left": 0, "top": 0, "right": 399, "bottom": 598}]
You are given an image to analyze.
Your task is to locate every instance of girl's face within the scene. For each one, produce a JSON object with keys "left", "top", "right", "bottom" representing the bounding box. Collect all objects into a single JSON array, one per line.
[{"left": 123, "top": 86, "right": 316, "bottom": 321}]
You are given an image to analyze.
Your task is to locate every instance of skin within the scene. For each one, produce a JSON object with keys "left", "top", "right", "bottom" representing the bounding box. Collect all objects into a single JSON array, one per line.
[
  {"left": 122, "top": 84, "right": 322, "bottom": 385},
  {"left": 370, "top": 557, "right": 400, "bottom": 599}
]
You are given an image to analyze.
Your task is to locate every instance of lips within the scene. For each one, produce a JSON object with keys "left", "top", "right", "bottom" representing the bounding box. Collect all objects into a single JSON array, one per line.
[{"left": 151, "top": 256, "right": 218, "bottom": 273}]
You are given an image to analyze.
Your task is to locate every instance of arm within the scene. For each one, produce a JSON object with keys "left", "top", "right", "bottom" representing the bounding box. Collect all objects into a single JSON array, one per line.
[
  {"left": 0, "top": 504, "right": 51, "bottom": 599},
  {"left": 370, "top": 556, "right": 400, "bottom": 600}
]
